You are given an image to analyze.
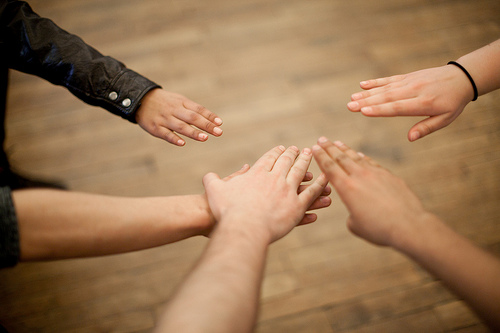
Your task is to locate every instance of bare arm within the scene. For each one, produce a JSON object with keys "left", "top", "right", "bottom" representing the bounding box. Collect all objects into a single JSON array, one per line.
[
  {"left": 156, "top": 146, "right": 330, "bottom": 332},
  {"left": 13, "top": 190, "right": 214, "bottom": 261},
  {"left": 347, "top": 39, "right": 500, "bottom": 141},
  {"left": 312, "top": 137, "right": 500, "bottom": 330}
]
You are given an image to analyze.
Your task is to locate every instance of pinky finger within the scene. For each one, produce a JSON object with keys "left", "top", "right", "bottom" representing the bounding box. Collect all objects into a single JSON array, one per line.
[
  {"left": 297, "top": 213, "right": 318, "bottom": 226},
  {"left": 157, "top": 127, "right": 185, "bottom": 146}
]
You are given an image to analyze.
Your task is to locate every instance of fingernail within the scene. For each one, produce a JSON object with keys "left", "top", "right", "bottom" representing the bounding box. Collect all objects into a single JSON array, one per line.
[
  {"left": 214, "top": 127, "right": 223, "bottom": 135},
  {"left": 357, "top": 152, "right": 365, "bottom": 157},
  {"left": 347, "top": 101, "right": 359, "bottom": 109},
  {"left": 215, "top": 117, "right": 223, "bottom": 125},
  {"left": 333, "top": 140, "right": 343, "bottom": 147},
  {"left": 360, "top": 81, "right": 369, "bottom": 86},
  {"left": 178, "top": 139, "right": 185, "bottom": 146},
  {"left": 351, "top": 93, "right": 362, "bottom": 100},
  {"left": 410, "top": 132, "right": 420, "bottom": 141},
  {"left": 312, "top": 145, "right": 321, "bottom": 151},
  {"left": 302, "top": 148, "right": 312, "bottom": 155},
  {"left": 361, "top": 107, "right": 372, "bottom": 114},
  {"left": 318, "top": 136, "right": 328, "bottom": 143},
  {"left": 199, "top": 133, "right": 208, "bottom": 140},
  {"left": 278, "top": 145, "right": 286, "bottom": 151}
]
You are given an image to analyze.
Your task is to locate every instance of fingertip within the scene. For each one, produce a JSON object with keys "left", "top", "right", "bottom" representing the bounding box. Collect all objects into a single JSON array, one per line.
[
  {"left": 317, "top": 136, "right": 329, "bottom": 144},
  {"left": 213, "top": 127, "right": 223, "bottom": 136},
  {"left": 409, "top": 131, "right": 420, "bottom": 142},
  {"left": 302, "top": 147, "right": 312, "bottom": 156},
  {"left": 347, "top": 101, "right": 359, "bottom": 111},
  {"left": 214, "top": 117, "right": 223, "bottom": 126},
  {"left": 360, "top": 106, "right": 373, "bottom": 115}
]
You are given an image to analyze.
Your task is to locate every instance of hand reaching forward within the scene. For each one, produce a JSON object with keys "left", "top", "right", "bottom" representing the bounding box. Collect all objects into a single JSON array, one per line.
[
  {"left": 136, "top": 89, "right": 223, "bottom": 146},
  {"left": 203, "top": 146, "right": 331, "bottom": 244},
  {"left": 312, "top": 137, "right": 429, "bottom": 247},
  {"left": 346, "top": 65, "right": 473, "bottom": 141}
]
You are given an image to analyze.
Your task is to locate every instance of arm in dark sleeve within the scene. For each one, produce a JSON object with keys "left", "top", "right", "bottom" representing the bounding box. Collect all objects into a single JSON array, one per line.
[
  {"left": 0, "top": 0, "right": 160, "bottom": 122},
  {"left": 0, "top": 186, "right": 19, "bottom": 268}
]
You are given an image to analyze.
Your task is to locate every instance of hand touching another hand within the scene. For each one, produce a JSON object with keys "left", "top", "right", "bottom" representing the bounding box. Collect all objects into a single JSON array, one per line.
[
  {"left": 136, "top": 89, "right": 223, "bottom": 146},
  {"left": 312, "top": 137, "right": 430, "bottom": 247},
  {"left": 203, "top": 146, "right": 331, "bottom": 244}
]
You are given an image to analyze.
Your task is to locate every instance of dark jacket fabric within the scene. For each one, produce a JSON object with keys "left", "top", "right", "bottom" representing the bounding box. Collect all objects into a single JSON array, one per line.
[
  {"left": 0, "top": 0, "right": 161, "bottom": 122},
  {"left": 0, "top": 0, "right": 161, "bottom": 268}
]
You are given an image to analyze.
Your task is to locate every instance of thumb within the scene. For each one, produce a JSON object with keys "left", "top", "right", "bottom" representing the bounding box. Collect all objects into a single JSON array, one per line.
[
  {"left": 202, "top": 172, "right": 222, "bottom": 189},
  {"left": 408, "top": 114, "right": 451, "bottom": 142}
]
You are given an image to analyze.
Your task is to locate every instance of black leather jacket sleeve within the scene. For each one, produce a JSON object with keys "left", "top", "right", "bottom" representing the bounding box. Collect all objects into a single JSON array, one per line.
[
  {"left": 0, "top": 186, "right": 19, "bottom": 268},
  {"left": 0, "top": 0, "right": 161, "bottom": 122}
]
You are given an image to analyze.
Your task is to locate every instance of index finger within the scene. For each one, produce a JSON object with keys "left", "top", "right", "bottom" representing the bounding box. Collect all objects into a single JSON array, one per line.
[{"left": 252, "top": 145, "right": 286, "bottom": 172}]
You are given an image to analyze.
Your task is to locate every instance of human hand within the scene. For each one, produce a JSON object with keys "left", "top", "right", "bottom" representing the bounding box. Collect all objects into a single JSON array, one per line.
[
  {"left": 312, "top": 137, "right": 430, "bottom": 247},
  {"left": 347, "top": 65, "right": 474, "bottom": 141},
  {"left": 136, "top": 89, "right": 223, "bottom": 146},
  {"left": 203, "top": 146, "right": 331, "bottom": 244}
]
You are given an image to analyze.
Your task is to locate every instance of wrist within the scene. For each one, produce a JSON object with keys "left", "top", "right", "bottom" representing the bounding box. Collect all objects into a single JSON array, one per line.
[
  {"left": 390, "top": 211, "right": 442, "bottom": 255},
  {"left": 213, "top": 214, "right": 273, "bottom": 248}
]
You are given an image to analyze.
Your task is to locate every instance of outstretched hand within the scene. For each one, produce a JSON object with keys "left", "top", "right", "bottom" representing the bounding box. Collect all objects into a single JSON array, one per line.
[
  {"left": 136, "top": 89, "right": 223, "bottom": 146},
  {"left": 312, "top": 137, "right": 429, "bottom": 247},
  {"left": 347, "top": 65, "right": 474, "bottom": 141},
  {"left": 203, "top": 146, "right": 331, "bottom": 244}
]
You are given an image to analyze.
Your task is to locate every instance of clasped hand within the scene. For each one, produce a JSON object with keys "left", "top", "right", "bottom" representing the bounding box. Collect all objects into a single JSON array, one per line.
[{"left": 203, "top": 146, "right": 331, "bottom": 244}]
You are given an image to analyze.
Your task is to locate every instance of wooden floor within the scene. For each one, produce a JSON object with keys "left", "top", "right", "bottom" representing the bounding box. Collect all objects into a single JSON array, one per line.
[{"left": 1, "top": 0, "right": 500, "bottom": 331}]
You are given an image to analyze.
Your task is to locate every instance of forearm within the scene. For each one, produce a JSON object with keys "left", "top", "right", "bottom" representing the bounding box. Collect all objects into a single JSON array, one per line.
[
  {"left": 456, "top": 39, "right": 500, "bottom": 96},
  {"left": 1, "top": 0, "right": 159, "bottom": 121},
  {"left": 395, "top": 213, "right": 500, "bottom": 330},
  {"left": 12, "top": 189, "right": 213, "bottom": 261},
  {"left": 156, "top": 218, "right": 270, "bottom": 333}
]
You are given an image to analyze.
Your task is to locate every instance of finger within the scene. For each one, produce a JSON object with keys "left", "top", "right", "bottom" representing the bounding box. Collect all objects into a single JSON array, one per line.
[
  {"left": 298, "top": 183, "right": 332, "bottom": 196},
  {"left": 307, "top": 195, "right": 332, "bottom": 211},
  {"left": 348, "top": 88, "right": 416, "bottom": 114},
  {"left": 408, "top": 113, "right": 452, "bottom": 142},
  {"left": 357, "top": 74, "right": 406, "bottom": 91},
  {"left": 178, "top": 110, "right": 223, "bottom": 137},
  {"left": 182, "top": 99, "right": 223, "bottom": 126},
  {"left": 303, "top": 171, "right": 313, "bottom": 182},
  {"left": 202, "top": 172, "right": 222, "bottom": 189},
  {"left": 285, "top": 148, "right": 312, "bottom": 187},
  {"left": 316, "top": 137, "right": 361, "bottom": 175},
  {"left": 222, "top": 164, "right": 250, "bottom": 181},
  {"left": 252, "top": 145, "right": 286, "bottom": 172},
  {"left": 359, "top": 97, "right": 435, "bottom": 118},
  {"left": 155, "top": 126, "right": 186, "bottom": 146},
  {"left": 297, "top": 213, "right": 318, "bottom": 226},
  {"left": 331, "top": 141, "right": 366, "bottom": 165},
  {"left": 272, "top": 146, "right": 301, "bottom": 177},
  {"left": 161, "top": 117, "right": 212, "bottom": 142},
  {"left": 312, "top": 144, "right": 347, "bottom": 185},
  {"left": 298, "top": 173, "right": 329, "bottom": 209},
  {"left": 356, "top": 151, "right": 381, "bottom": 168}
]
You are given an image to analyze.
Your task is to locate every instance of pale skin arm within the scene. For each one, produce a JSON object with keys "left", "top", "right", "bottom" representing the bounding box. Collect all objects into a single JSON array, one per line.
[
  {"left": 12, "top": 164, "right": 330, "bottom": 262},
  {"left": 156, "top": 146, "right": 331, "bottom": 333},
  {"left": 136, "top": 89, "right": 223, "bottom": 146},
  {"left": 12, "top": 164, "right": 255, "bottom": 261},
  {"left": 312, "top": 137, "right": 500, "bottom": 331},
  {"left": 347, "top": 39, "right": 500, "bottom": 141},
  {"left": 13, "top": 190, "right": 214, "bottom": 261}
]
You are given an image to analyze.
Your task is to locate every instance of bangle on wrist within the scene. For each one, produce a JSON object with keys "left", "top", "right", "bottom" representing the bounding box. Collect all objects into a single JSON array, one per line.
[{"left": 447, "top": 61, "right": 478, "bottom": 101}]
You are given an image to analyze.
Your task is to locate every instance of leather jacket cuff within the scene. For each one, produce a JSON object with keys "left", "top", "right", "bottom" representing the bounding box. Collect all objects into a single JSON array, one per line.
[{"left": 102, "top": 69, "right": 161, "bottom": 123}]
